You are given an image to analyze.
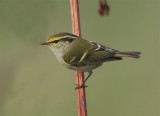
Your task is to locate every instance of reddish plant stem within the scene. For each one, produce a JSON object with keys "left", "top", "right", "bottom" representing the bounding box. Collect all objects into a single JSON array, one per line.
[{"left": 70, "top": 0, "right": 88, "bottom": 116}]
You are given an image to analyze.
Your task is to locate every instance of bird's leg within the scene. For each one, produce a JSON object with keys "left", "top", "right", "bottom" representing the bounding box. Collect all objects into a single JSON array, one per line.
[
  {"left": 75, "top": 71, "right": 93, "bottom": 89},
  {"left": 81, "top": 71, "right": 93, "bottom": 87}
]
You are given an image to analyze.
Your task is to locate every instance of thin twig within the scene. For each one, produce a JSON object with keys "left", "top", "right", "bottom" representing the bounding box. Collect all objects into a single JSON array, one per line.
[{"left": 70, "top": 0, "right": 88, "bottom": 116}]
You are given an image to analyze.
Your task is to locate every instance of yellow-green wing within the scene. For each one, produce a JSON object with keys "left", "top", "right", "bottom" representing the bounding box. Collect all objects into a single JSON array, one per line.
[{"left": 82, "top": 41, "right": 122, "bottom": 64}]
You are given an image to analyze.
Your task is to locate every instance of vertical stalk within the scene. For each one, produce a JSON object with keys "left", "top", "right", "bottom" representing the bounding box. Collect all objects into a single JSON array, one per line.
[{"left": 70, "top": 0, "right": 88, "bottom": 116}]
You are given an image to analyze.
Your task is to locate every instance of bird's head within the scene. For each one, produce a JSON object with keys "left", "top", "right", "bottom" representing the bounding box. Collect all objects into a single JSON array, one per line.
[{"left": 41, "top": 32, "right": 78, "bottom": 50}]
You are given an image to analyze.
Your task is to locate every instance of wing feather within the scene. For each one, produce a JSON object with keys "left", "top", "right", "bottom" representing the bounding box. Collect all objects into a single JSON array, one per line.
[{"left": 82, "top": 41, "right": 122, "bottom": 64}]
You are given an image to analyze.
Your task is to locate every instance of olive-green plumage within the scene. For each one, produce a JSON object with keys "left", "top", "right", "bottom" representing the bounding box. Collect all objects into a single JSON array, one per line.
[{"left": 41, "top": 32, "right": 141, "bottom": 88}]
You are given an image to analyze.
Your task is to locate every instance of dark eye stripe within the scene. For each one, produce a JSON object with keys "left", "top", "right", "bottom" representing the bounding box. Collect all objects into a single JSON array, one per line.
[
  {"left": 51, "top": 37, "right": 74, "bottom": 44},
  {"left": 61, "top": 37, "right": 74, "bottom": 43},
  {"left": 53, "top": 40, "right": 59, "bottom": 43}
]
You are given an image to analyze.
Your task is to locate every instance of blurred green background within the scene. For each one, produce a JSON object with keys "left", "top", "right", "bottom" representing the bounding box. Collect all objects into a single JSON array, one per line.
[{"left": 0, "top": 0, "right": 159, "bottom": 116}]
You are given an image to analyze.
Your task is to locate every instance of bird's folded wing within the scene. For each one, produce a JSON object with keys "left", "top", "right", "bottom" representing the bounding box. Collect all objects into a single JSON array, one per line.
[{"left": 82, "top": 41, "right": 122, "bottom": 64}]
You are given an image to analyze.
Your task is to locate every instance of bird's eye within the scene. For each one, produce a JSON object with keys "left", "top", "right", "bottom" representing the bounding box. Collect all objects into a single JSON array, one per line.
[{"left": 53, "top": 40, "right": 59, "bottom": 43}]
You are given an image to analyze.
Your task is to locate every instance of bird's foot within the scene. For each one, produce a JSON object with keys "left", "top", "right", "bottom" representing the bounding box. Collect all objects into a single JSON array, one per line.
[{"left": 75, "top": 84, "right": 88, "bottom": 89}]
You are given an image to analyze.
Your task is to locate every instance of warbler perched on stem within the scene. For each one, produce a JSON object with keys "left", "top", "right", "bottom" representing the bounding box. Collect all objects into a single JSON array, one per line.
[{"left": 41, "top": 32, "right": 141, "bottom": 89}]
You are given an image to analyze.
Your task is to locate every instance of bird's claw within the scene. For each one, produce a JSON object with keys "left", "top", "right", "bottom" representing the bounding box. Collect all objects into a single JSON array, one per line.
[{"left": 75, "top": 84, "right": 88, "bottom": 89}]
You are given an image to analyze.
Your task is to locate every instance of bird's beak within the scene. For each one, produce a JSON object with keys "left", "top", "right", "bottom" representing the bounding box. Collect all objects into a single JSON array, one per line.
[{"left": 40, "top": 41, "right": 49, "bottom": 45}]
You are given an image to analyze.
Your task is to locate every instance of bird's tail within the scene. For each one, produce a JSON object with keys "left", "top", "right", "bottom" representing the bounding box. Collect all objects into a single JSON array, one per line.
[{"left": 114, "top": 51, "right": 141, "bottom": 58}]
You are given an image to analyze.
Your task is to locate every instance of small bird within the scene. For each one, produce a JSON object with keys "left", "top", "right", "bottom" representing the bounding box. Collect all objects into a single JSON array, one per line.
[{"left": 41, "top": 32, "right": 141, "bottom": 89}]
